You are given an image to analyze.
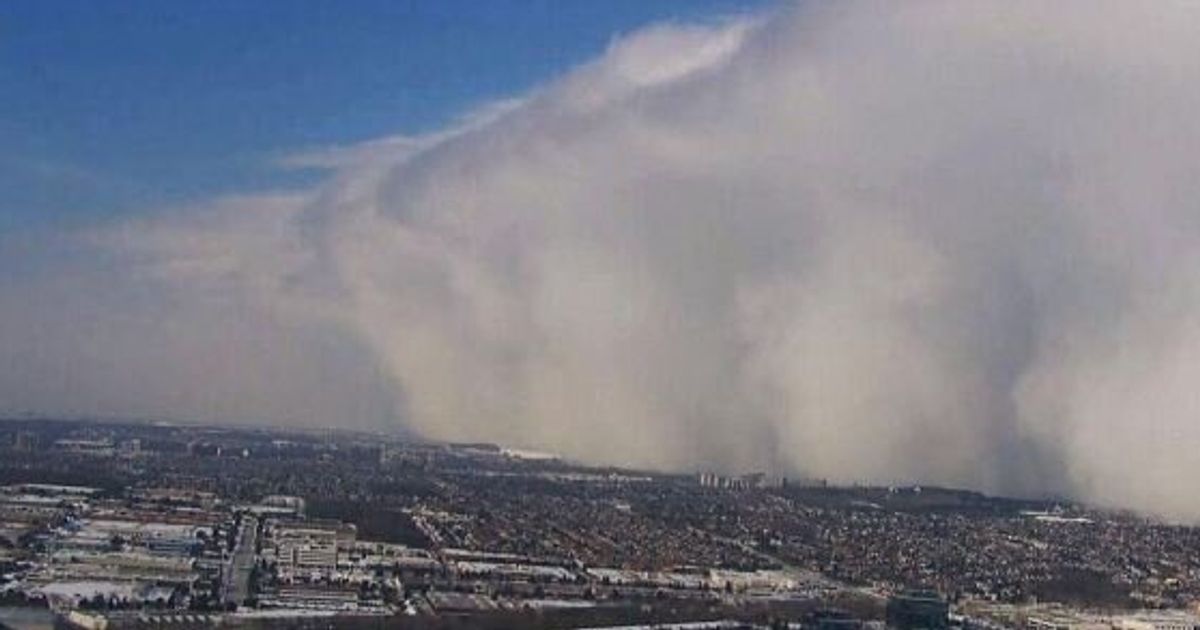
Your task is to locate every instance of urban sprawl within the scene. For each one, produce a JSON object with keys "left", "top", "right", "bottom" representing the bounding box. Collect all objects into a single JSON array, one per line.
[{"left": 0, "top": 419, "right": 1198, "bottom": 630}]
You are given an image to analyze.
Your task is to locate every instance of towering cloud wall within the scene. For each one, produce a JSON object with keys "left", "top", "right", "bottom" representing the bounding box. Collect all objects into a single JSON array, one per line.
[{"left": 5, "top": 2, "right": 1200, "bottom": 518}]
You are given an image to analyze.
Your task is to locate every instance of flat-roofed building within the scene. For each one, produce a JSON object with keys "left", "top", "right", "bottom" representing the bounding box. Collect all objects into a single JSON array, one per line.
[{"left": 268, "top": 519, "right": 356, "bottom": 579}]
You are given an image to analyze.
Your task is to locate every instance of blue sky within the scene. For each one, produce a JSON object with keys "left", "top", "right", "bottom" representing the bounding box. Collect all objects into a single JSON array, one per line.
[{"left": 1, "top": 0, "right": 771, "bottom": 231}]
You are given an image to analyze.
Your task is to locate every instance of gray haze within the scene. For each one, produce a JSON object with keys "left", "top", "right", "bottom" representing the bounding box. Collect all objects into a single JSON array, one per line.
[{"left": 4, "top": 1, "right": 1200, "bottom": 519}]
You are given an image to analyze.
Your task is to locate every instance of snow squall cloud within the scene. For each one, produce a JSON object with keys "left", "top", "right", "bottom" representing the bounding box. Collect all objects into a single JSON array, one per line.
[{"left": 6, "top": 1, "right": 1200, "bottom": 519}]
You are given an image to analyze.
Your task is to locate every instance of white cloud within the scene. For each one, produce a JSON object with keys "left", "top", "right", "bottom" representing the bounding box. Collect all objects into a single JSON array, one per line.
[{"left": 6, "top": 1, "right": 1200, "bottom": 519}]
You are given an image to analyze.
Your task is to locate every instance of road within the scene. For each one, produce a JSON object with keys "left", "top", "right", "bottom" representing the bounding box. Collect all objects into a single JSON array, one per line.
[{"left": 221, "top": 515, "right": 258, "bottom": 607}]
